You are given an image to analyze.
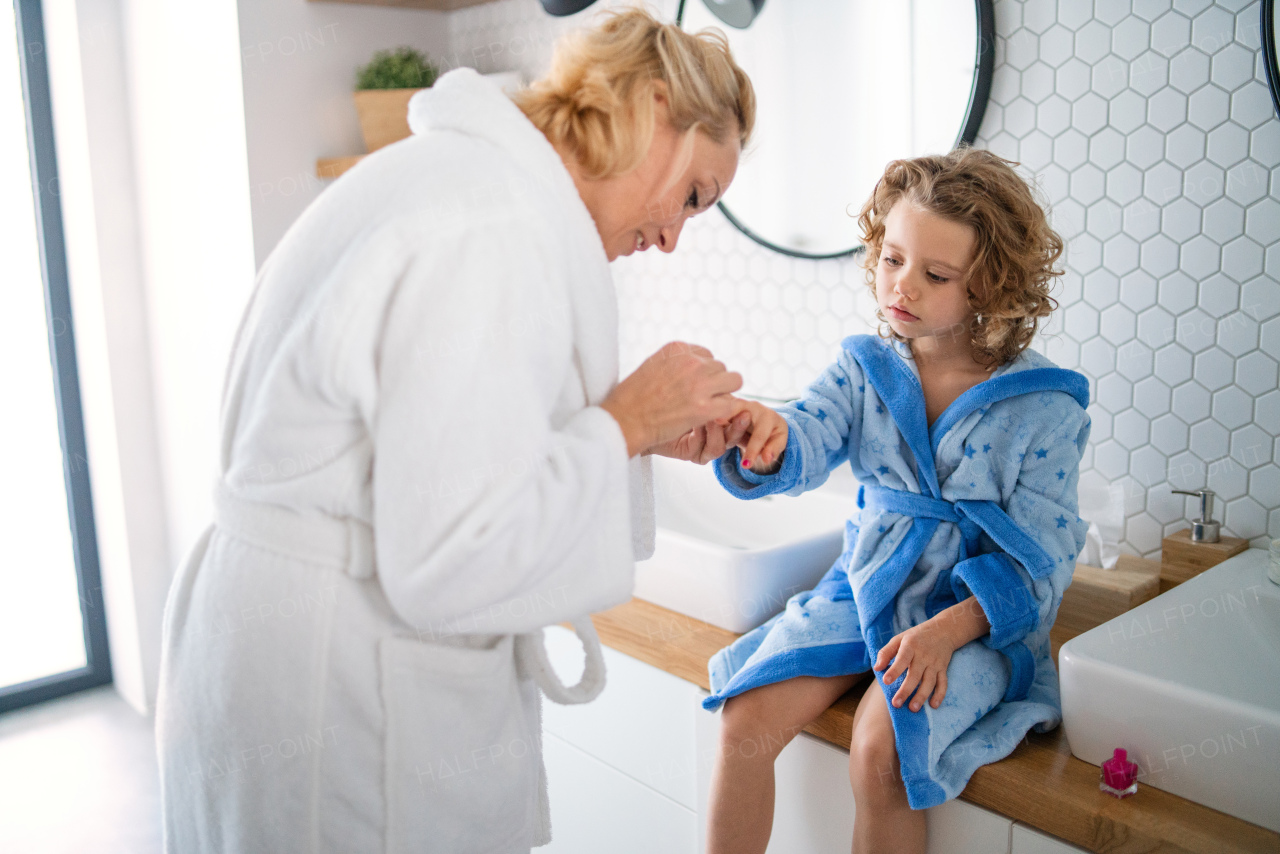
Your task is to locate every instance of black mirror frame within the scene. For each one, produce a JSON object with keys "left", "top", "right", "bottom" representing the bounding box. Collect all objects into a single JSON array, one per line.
[
  {"left": 676, "top": 0, "right": 996, "bottom": 261},
  {"left": 1264, "top": 0, "right": 1280, "bottom": 120}
]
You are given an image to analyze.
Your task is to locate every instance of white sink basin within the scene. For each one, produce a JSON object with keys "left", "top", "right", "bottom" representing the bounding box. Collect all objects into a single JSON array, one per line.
[
  {"left": 1060, "top": 548, "right": 1280, "bottom": 831},
  {"left": 634, "top": 456, "right": 861, "bottom": 633}
]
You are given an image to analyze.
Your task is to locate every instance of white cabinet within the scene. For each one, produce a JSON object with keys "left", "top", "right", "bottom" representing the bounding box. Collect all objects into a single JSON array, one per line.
[
  {"left": 542, "top": 626, "right": 1021, "bottom": 854},
  {"left": 1011, "top": 823, "right": 1090, "bottom": 854},
  {"left": 540, "top": 626, "right": 701, "bottom": 852}
]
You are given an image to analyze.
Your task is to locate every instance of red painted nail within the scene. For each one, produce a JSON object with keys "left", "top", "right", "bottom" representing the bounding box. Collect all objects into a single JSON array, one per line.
[{"left": 742, "top": 459, "right": 752, "bottom": 467}]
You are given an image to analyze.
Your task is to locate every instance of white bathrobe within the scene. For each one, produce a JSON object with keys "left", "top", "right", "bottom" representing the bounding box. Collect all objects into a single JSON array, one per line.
[{"left": 155, "top": 68, "right": 654, "bottom": 854}]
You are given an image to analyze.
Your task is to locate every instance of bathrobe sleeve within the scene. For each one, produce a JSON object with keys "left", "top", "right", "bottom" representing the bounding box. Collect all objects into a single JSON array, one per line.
[
  {"left": 364, "top": 216, "right": 637, "bottom": 637},
  {"left": 716, "top": 348, "right": 866, "bottom": 498},
  {"left": 950, "top": 395, "right": 1092, "bottom": 649}
]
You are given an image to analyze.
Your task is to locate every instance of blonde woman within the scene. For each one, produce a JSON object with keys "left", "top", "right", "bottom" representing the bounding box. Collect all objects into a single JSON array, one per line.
[{"left": 155, "top": 9, "right": 755, "bottom": 853}]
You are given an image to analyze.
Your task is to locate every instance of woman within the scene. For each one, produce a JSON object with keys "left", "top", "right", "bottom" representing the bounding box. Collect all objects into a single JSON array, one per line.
[{"left": 155, "top": 9, "right": 755, "bottom": 853}]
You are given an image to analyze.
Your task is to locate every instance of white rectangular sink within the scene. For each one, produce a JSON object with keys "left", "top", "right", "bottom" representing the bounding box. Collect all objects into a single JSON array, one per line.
[
  {"left": 634, "top": 456, "right": 861, "bottom": 633},
  {"left": 1059, "top": 548, "right": 1280, "bottom": 831}
]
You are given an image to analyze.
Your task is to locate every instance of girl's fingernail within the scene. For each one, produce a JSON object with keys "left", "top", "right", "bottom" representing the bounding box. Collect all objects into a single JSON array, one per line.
[{"left": 742, "top": 459, "right": 751, "bottom": 467}]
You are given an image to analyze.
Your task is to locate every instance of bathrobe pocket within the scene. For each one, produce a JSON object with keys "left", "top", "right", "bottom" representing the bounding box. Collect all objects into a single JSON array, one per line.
[{"left": 379, "top": 635, "right": 539, "bottom": 854}]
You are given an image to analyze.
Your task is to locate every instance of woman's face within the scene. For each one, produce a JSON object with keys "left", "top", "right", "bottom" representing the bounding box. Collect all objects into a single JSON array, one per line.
[
  {"left": 874, "top": 202, "right": 977, "bottom": 344},
  {"left": 579, "top": 97, "right": 741, "bottom": 261}
]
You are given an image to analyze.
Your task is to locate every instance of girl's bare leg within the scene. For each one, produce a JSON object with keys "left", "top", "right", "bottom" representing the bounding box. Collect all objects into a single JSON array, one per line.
[
  {"left": 848, "top": 684, "right": 926, "bottom": 854},
  {"left": 707, "top": 674, "right": 860, "bottom": 854}
]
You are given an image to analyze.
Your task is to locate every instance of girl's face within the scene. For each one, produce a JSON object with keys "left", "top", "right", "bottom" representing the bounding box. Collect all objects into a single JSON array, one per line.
[
  {"left": 573, "top": 95, "right": 741, "bottom": 262},
  {"left": 874, "top": 202, "right": 978, "bottom": 346}
]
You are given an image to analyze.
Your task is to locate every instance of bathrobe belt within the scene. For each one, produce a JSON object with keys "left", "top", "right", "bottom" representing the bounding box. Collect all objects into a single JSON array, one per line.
[
  {"left": 858, "top": 484, "right": 1057, "bottom": 578},
  {"left": 214, "top": 484, "right": 375, "bottom": 580},
  {"left": 212, "top": 483, "right": 607, "bottom": 705}
]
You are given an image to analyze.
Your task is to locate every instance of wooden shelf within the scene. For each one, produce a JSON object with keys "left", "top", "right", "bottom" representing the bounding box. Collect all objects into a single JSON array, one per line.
[
  {"left": 592, "top": 597, "right": 1280, "bottom": 854},
  {"left": 307, "top": 0, "right": 498, "bottom": 10},
  {"left": 317, "top": 156, "right": 365, "bottom": 179}
]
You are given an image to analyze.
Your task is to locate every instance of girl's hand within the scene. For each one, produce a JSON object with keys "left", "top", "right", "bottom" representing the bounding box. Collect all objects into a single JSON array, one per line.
[
  {"left": 733, "top": 401, "right": 788, "bottom": 474},
  {"left": 649, "top": 409, "right": 752, "bottom": 464},
  {"left": 872, "top": 618, "right": 957, "bottom": 712}
]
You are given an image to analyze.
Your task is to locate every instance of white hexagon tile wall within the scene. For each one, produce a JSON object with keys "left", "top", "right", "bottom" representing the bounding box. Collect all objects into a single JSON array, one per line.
[{"left": 444, "top": 0, "right": 1280, "bottom": 557}]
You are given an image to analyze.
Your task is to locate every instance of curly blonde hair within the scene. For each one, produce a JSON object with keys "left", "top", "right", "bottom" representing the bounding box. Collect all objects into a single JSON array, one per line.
[
  {"left": 857, "top": 147, "right": 1064, "bottom": 367},
  {"left": 512, "top": 6, "right": 755, "bottom": 180}
]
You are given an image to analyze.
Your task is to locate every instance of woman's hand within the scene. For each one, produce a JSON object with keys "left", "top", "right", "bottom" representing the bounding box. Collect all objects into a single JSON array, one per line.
[
  {"left": 649, "top": 408, "right": 752, "bottom": 464},
  {"left": 733, "top": 401, "right": 789, "bottom": 475},
  {"left": 602, "top": 342, "right": 744, "bottom": 457},
  {"left": 872, "top": 619, "right": 958, "bottom": 713}
]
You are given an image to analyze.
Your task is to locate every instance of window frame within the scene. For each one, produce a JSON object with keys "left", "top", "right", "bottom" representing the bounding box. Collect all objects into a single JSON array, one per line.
[{"left": 1, "top": 0, "right": 112, "bottom": 713}]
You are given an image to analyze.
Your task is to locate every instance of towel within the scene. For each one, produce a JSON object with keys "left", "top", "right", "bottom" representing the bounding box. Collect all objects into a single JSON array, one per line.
[{"left": 703, "top": 334, "right": 1091, "bottom": 809}]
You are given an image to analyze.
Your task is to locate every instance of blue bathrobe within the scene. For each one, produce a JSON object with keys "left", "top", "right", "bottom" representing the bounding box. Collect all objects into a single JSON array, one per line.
[{"left": 704, "top": 334, "right": 1091, "bottom": 809}]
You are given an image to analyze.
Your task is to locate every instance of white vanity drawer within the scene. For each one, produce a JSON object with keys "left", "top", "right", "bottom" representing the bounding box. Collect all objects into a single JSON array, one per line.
[
  {"left": 542, "top": 731, "right": 697, "bottom": 854},
  {"left": 1011, "top": 823, "right": 1089, "bottom": 854},
  {"left": 542, "top": 624, "right": 701, "bottom": 809}
]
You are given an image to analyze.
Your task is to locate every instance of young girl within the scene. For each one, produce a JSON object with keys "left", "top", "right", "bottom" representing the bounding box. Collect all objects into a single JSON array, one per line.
[{"left": 704, "top": 148, "right": 1091, "bottom": 854}]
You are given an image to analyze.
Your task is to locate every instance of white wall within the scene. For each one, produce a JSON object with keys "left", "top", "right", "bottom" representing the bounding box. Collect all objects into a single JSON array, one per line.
[{"left": 237, "top": 0, "right": 450, "bottom": 267}]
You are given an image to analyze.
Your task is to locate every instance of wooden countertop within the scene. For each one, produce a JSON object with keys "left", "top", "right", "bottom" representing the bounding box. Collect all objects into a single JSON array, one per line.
[{"left": 591, "top": 597, "right": 1280, "bottom": 854}]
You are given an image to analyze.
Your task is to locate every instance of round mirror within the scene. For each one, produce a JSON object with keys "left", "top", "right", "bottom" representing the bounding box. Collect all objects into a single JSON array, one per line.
[
  {"left": 1264, "top": 0, "right": 1280, "bottom": 119},
  {"left": 678, "top": 0, "right": 995, "bottom": 259}
]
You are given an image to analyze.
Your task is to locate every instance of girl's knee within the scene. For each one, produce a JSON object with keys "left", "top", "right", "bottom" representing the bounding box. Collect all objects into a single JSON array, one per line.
[
  {"left": 718, "top": 693, "right": 805, "bottom": 762},
  {"left": 848, "top": 705, "right": 899, "bottom": 797}
]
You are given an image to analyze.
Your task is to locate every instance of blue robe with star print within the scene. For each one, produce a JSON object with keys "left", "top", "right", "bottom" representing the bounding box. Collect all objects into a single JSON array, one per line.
[{"left": 703, "top": 334, "right": 1091, "bottom": 809}]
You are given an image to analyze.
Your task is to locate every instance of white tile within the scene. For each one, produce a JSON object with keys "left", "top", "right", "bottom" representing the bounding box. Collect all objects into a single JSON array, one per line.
[
  {"left": 1111, "top": 17, "right": 1151, "bottom": 61},
  {"left": 1120, "top": 270, "right": 1158, "bottom": 310},
  {"left": 1134, "top": 0, "right": 1175, "bottom": 24},
  {"left": 1190, "top": 416, "right": 1230, "bottom": 461},
  {"left": 1133, "top": 376, "right": 1173, "bottom": 417},
  {"left": 1167, "top": 45, "right": 1210, "bottom": 93},
  {"left": 1160, "top": 196, "right": 1203, "bottom": 241},
  {"left": 1100, "top": 304, "right": 1137, "bottom": 343},
  {"left": 1104, "top": 234, "right": 1141, "bottom": 274},
  {"left": 1249, "top": 122, "right": 1280, "bottom": 163},
  {"left": 1153, "top": 342, "right": 1194, "bottom": 384},
  {"left": 1087, "top": 199, "right": 1123, "bottom": 238},
  {"left": 1053, "top": 128, "right": 1090, "bottom": 170},
  {"left": 1186, "top": 84, "right": 1230, "bottom": 130},
  {"left": 1206, "top": 120, "right": 1249, "bottom": 167},
  {"left": 1036, "top": 95, "right": 1072, "bottom": 135},
  {"left": 1125, "top": 124, "right": 1166, "bottom": 168},
  {"left": 1231, "top": 424, "right": 1274, "bottom": 467},
  {"left": 1089, "top": 126, "right": 1127, "bottom": 168},
  {"left": 1040, "top": 24, "right": 1075, "bottom": 67},
  {"left": 1178, "top": 234, "right": 1221, "bottom": 279},
  {"left": 1164, "top": 123, "right": 1206, "bottom": 168},
  {"left": 1224, "top": 160, "right": 1269, "bottom": 206},
  {"left": 1106, "top": 162, "right": 1144, "bottom": 205},
  {"left": 1080, "top": 337, "right": 1118, "bottom": 377},
  {"left": 1249, "top": 464, "right": 1280, "bottom": 508},
  {"left": 1240, "top": 277, "right": 1280, "bottom": 322},
  {"left": 1201, "top": 197, "right": 1245, "bottom": 244},
  {"left": 1233, "top": 350, "right": 1274, "bottom": 396},
  {"left": 1125, "top": 510, "right": 1165, "bottom": 553},
  {"left": 1097, "top": 373, "right": 1134, "bottom": 413},
  {"left": 1214, "top": 386, "right": 1255, "bottom": 430},
  {"left": 1072, "top": 163, "right": 1108, "bottom": 205},
  {"left": 1128, "top": 50, "right": 1170, "bottom": 96},
  {"left": 1116, "top": 339, "right": 1156, "bottom": 380},
  {"left": 1023, "top": 62, "right": 1057, "bottom": 104},
  {"left": 1107, "top": 90, "right": 1149, "bottom": 133},
  {"left": 1223, "top": 496, "right": 1268, "bottom": 539},
  {"left": 1159, "top": 271, "right": 1200, "bottom": 313},
  {"left": 1114, "top": 409, "right": 1151, "bottom": 449},
  {"left": 1208, "top": 43, "right": 1254, "bottom": 92},
  {"left": 1150, "top": 412, "right": 1190, "bottom": 454},
  {"left": 1140, "top": 234, "right": 1181, "bottom": 277},
  {"left": 1221, "top": 236, "right": 1264, "bottom": 283},
  {"left": 1131, "top": 445, "right": 1169, "bottom": 486},
  {"left": 1190, "top": 5, "right": 1235, "bottom": 53},
  {"left": 1172, "top": 381, "right": 1213, "bottom": 422},
  {"left": 1138, "top": 306, "right": 1178, "bottom": 347},
  {"left": 1152, "top": 14, "right": 1194, "bottom": 59},
  {"left": 1147, "top": 86, "right": 1188, "bottom": 131},
  {"left": 1065, "top": 302, "right": 1100, "bottom": 339},
  {"left": 1230, "top": 85, "right": 1275, "bottom": 130},
  {"left": 1193, "top": 347, "right": 1237, "bottom": 390},
  {"left": 1074, "top": 19, "right": 1112, "bottom": 64},
  {"left": 1005, "top": 29, "right": 1039, "bottom": 71},
  {"left": 1056, "top": 58, "right": 1092, "bottom": 101},
  {"left": 1256, "top": 390, "right": 1280, "bottom": 433},
  {"left": 1093, "top": 439, "right": 1131, "bottom": 477},
  {"left": 1210, "top": 462, "right": 1249, "bottom": 501}
]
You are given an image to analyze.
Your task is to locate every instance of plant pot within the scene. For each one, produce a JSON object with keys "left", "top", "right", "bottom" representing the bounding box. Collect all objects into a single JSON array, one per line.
[{"left": 353, "top": 88, "right": 424, "bottom": 153}]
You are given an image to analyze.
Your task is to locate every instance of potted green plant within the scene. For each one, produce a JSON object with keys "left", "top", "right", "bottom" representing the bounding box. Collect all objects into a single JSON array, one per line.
[{"left": 353, "top": 47, "right": 440, "bottom": 153}]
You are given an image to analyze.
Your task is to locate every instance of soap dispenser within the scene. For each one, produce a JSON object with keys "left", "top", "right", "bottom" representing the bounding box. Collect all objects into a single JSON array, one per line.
[{"left": 1170, "top": 488, "right": 1219, "bottom": 542}]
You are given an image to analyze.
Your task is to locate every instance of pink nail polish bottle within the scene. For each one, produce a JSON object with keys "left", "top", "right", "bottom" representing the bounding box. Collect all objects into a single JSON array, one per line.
[{"left": 1100, "top": 748, "right": 1138, "bottom": 798}]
